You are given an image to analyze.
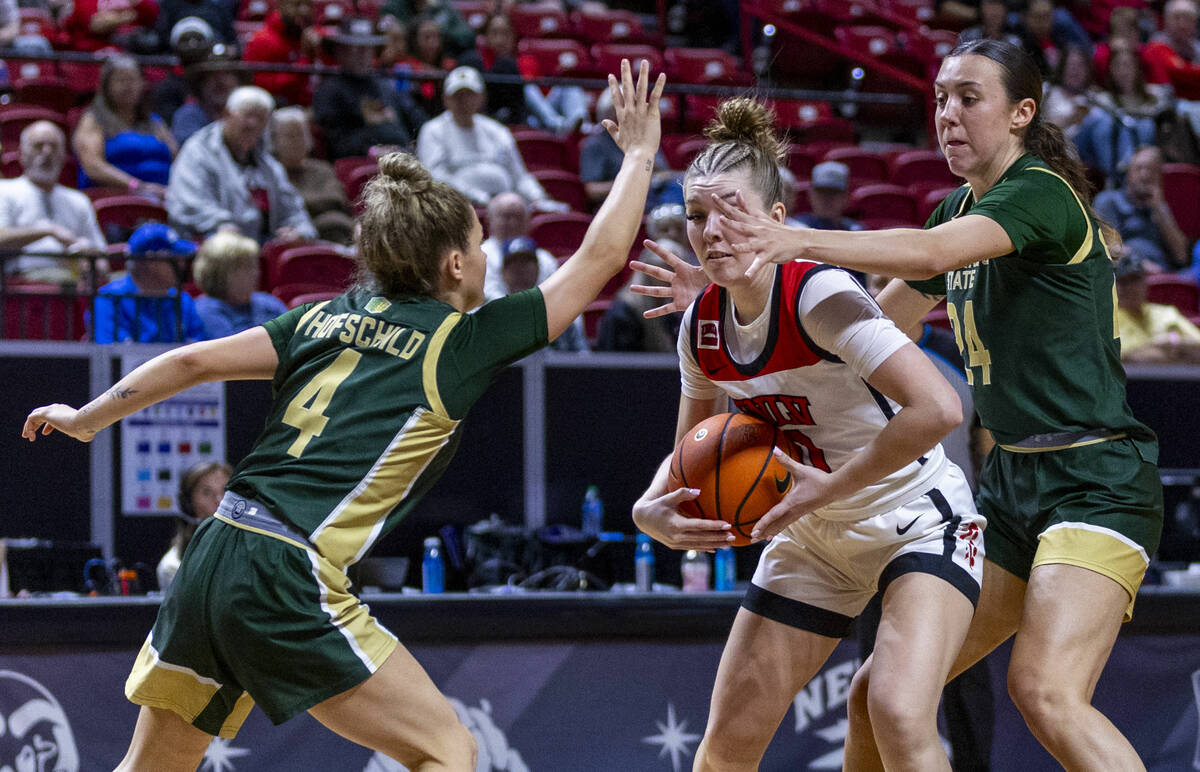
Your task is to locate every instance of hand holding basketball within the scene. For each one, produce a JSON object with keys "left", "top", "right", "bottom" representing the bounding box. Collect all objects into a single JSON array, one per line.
[
  {"left": 750, "top": 448, "right": 837, "bottom": 541},
  {"left": 666, "top": 413, "right": 801, "bottom": 545},
  {"left": 632, "top": 485, "right": 734, "bottom": 551}
]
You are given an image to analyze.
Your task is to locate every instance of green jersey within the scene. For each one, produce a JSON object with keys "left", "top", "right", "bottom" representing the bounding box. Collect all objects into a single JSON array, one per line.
[
  {"left": 228, "top": 288, "right": 548, "bottom": 568},
  {"left": 908, "top": 154, "right": 1155, "bottom": 453}
]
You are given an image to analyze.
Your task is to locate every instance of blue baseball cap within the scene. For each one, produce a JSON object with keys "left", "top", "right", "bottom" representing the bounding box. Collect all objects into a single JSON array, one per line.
[
  {"left": 501, "top": 236, "right": 539, "bottom": 262},
  {"left": 128, "top": 223, "right": 197, "bottom": 257}
]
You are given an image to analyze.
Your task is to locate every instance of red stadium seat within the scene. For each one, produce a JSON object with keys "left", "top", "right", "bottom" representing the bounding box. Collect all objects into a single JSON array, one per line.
[
  {"left": 823, "top": 147, "right": 889, "bottom": 183},
  {"left": 670, "top": 136, "right": 709, "bottom": 170},
  {"left": 659, "top": 133, "right": 702, "bottom": 170},
  {"left": 287, "top": 290, "right": 344, "bottom": 308},
  {"left": 664, "top": 48, "right": 750, "bottom": 86},
  {"left": 681, "top": 94, "right": 723, "bottom": 134},
  {"left": 509, "top": 5, "right": 572, "bottom": 38},
  {"left": 916, "top": 185, "right": 959, "bottom": 222},
  {"left": 583, "top": 298, "right": 612, "bottom": 342},
  {"left": 849, "top": 183, "right": 919, "bottom": 223},
  {"left": 274, "top": 245, "right": 357, "bottom": 289},
  {"left": 272, "top": 282, "right": 342, "bottom": 305},
  {"left": 533, "top": 169, "right": 588, "bottom": 211},
  {"left": 2, "top": 150, "right": 78, "bottom": 188},
  {"left": 790, "top": 117, "right": 855, "bottom": 145},
  {"left": 529, "top": 211, "right": 592, "bottom": 258},
  {"left": 891, "top": 148, "right": 959, "bottom": 187},
  {"left": 514, "top": 130, "right": 571, "bottom": 172},
  {"left": 572, "top": 9, "right": 651, "bottom": 44},
  {"left": 835, "top": 25, "right": 899, "bottom": 58},
  {"left": 3, "top": 286, "right": 86, "bottom": 341},
  {"left": 237, "top": 0, "right": 271, "bottom": 20},
  {"left": 786, "top": 147, "right": 818, "bottom": 179},
  {"left": 334, "top": 156, "right": 376, "bottom": 187},
  {"left": 13, "top": 78, "right": 78, "bottom": 114},
  {"left": 1145, "top": 274, "right": 1200, "bottom": 315},
  {"left": 91, "top": 196, "right": 168, "bottom": 237},
  {"left": 790, "top": 180, "right": 812, "bottom": 214},
  {"left": 1162, "top": 163, "right": 1200, "bottom": 241},
  {"left": 883, "top": 0, "right": 936, "bottom": 26},
  {"left": 452, "top": 0, "right": 492, "bottom": 29},
  {"left": 771, "top": 100, "right": 834, "bottom": 130},
  {"left": 589, "top": 43, "right": 664, "bottom": 77},
  {"left": 0, "top": 104, "right": 67, "bottom": 149},
  {"left": 517, "top": 38, "right": 593, "bottom": 77},
  {"left": 346, "top": 164, "right": 380, "bottom": 211}
]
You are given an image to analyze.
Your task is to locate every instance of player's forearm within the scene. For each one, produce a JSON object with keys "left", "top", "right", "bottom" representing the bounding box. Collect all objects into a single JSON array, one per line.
[
  {"left": 825, "top": 400, "right": 961, "bottom": 502},
  {"left": 576, "top": 148, "right": 655, "bottom": 272},
  {"left": 796, "top": 227, "right": 960, "bottom": 280},
  {"left": 70, "top": 347, "right": 206, "bottom": 436}
]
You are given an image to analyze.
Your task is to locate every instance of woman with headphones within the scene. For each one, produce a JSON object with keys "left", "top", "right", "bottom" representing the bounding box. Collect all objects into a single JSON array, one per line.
[{"left": 156, "top": 461, "right": 232, "bottom": 591}]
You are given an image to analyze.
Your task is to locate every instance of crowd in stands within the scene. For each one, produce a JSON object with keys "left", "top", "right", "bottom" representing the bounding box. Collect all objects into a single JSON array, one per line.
[{"left": 0, "top": 0, "right": 1198, "bottom": 352}]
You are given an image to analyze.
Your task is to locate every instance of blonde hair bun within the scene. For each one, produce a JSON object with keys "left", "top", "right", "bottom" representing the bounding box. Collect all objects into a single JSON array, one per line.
[
  {"left": 704, "top": 98, "right": 786, "bottom": 164},
  {"left": 377, "top": 151, "right": 432, "bottom": 196}
]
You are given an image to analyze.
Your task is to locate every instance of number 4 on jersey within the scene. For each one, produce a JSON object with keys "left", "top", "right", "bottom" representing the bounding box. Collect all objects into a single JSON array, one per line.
[
  {"left": 282, "top": 349, "right": 363, "bottom": 457},
  {"left": 946, "top": 300, "right": 992, "bottom": 385}
]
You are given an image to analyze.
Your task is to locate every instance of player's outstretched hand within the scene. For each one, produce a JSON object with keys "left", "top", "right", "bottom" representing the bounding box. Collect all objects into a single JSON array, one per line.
[
  {"left": 632, "top": 487, "right": 734, "bottom": 552},
  {"left": 602, "top": 59, "right": 666, "bottom": 159},
  {"left": 22, "top": 404, "right": 96, "bottom": 443},
  {"left": 750, "top": 449, "right": 836, "bottom": 542},
  {"left": 710, "top": 191, "right": 807, "bottom": 280},
  {"left": 629, "top": 239, "right": 709, "bottom": 319}
]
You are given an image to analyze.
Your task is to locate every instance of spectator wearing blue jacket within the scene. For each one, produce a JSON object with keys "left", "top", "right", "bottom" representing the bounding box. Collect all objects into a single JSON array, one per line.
[
  {"left": 193, "top": 231, "right": 288, "bottom": 337},
  {"left": 90, "top": 224, "right": 208, "bottom": 344}
]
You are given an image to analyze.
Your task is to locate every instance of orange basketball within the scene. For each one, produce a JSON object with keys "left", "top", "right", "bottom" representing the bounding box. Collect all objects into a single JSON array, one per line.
[{"left": 667, "top": 412, "right": 796, "bottom": 546}]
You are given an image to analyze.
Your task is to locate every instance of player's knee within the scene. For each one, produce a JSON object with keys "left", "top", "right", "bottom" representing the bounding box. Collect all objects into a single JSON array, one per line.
[
  {"left": 847, "top": 664, "right": 871, "bottom": 724},
  {"left": 866, "top": 684, "right": 933, "bottom": 745},
  {"left": 694, "top": 734, "right": 762, "bottom": 771},
  {"left": 1007, "top": 665, "right": 1070, "bottom": 729},
  {"left": 437, "top": 722, "right": 477, "bottom": 770}
]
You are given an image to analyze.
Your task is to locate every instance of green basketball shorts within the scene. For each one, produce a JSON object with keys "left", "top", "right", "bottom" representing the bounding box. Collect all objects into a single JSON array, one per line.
[
  {"left": 125, "top": 494, "right": 398, "bottom": 737},
  {"left": 977, "top": 437, "right": 1162, "bottom": 620}
]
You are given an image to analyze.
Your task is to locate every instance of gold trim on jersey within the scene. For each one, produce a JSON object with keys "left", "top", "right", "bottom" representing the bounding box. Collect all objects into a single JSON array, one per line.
[
  {"left": 295, "top": 300, "right": 332, "bottom": 331},
  {"left": 307, "top": 550, "right": 398, "bottom": 672},
  {"left": 125, "top": 636, "right": 255, "bottom": 738},
  {"left": 998, "top": 432, "right": 1126, "bottom": 453},
  {"left": 1028, "top": 167, "right": 1095, "bottom": 264},
  {"left": 311, "top": 406, "right": 460, "bottom": 567},
  {"left": 423, "top": 312, "right": 462, "bottom": 418},
  {"left": 1035, "top": 522, "right": 1149, "bottom": 620}
]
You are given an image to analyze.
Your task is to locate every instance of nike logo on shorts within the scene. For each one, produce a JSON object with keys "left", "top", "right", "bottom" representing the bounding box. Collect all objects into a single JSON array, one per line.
[{"left": 896, "top": 515, "right": 921, "bottom": 535}]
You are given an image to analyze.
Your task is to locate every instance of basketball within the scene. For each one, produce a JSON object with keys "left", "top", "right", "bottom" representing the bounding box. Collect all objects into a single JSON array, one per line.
[{"left": 667, "top": 413, "right": 796, "bottom": 546}]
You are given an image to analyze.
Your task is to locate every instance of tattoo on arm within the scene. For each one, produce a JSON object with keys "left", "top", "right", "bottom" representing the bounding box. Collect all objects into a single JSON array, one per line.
[
  {"left": 106, "top": 386, "right": 138, "bottom": 400},
  {"left": 918, "top": 291, "right": 945, "bottom": 302},
  {"left": 644, "top": 159, "right": 652, "bottom": 172}
]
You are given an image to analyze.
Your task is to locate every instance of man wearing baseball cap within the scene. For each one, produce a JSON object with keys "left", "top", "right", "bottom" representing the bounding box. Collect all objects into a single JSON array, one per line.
[
  {"left": 796, "top": 161, "right": 863, "bottom": 232},
  {"left": 416, "top": 66, "right": 566, "bottom": 210},
  {"left": 89, "top": 223, "right": 209, "bottom": 344}
]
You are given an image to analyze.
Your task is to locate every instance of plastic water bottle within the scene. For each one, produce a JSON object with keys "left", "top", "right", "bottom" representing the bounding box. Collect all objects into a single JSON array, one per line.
[
  {"left": 635, "top": 533, "right": 655, "bottom": 592},
  {"left": 582, "top": 485, "right": 604, "bottom": 536},
  {"left": 421, "top": 536, "right": 445, "bottom": 594},
  {"left": 681, "top": 550, "right": 709, "bottom": 592},
  {"left": 714, "top": 546, "right": 736, "bottom": 591}
]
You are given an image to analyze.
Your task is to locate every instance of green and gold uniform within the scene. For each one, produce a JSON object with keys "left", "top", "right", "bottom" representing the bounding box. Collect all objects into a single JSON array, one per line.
[
  {"left": 126, "top": 288, "right": 548, "bottom": 736},
  {"left": 909, "top": 154, "right": 1162, "bottom": 618}
]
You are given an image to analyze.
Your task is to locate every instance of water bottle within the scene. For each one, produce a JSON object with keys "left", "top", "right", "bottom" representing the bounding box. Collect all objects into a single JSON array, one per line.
[
  {"left": 635, "top": 533, "right": 655, "bottom": 592},
  {"left": 582, "top": 485, "right": 604, "bottom": 537},
  {"left": 714, "top": 546, "right": 736, "bottom": 591},
  {"left": 421, "top": 536, "right": 445, "bottom": 594},
  {"left": 681, "top": 549, "right": 710, "bottom": 592}
]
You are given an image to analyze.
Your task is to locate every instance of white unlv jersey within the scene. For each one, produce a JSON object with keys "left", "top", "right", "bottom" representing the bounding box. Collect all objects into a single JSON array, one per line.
[{"left": 679, "top": 261, "right": 950, "bottom": 522}]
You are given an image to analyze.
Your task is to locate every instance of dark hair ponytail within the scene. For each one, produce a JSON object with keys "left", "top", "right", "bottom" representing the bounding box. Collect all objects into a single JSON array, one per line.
[{"left": 948, "top": 39, "right": 1094, "bottom": 201}]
